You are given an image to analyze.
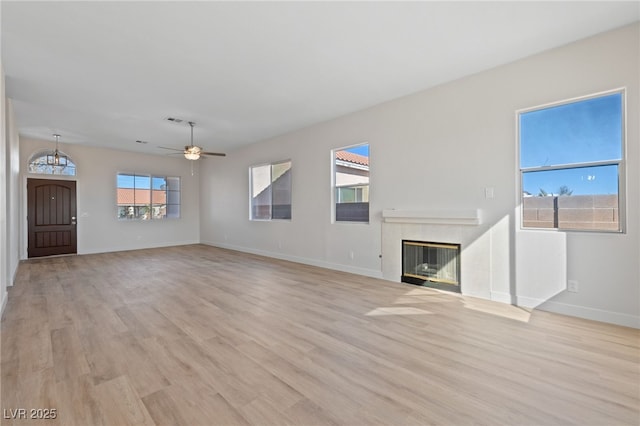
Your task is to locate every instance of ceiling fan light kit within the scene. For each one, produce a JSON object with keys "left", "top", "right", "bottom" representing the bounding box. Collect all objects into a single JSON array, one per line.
[
  {"left": 184, "top": 146, "right": 201, "bottom": 160},
  {"left": 159, "top": 121, "right": 226, "bottom": 160},
  {"left": 185, "top": 122, "right": 198, "bottom": 161}
]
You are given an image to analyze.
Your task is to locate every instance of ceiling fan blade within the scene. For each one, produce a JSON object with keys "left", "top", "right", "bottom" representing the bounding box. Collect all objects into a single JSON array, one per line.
[{"left": 160, "top": 123, "right": 226, "bottom": 160}]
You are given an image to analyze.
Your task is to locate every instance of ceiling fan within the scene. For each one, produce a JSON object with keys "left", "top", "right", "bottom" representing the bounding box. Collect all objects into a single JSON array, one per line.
[{"left": 160, "top": 121, "right": 226, "bottom": 160}]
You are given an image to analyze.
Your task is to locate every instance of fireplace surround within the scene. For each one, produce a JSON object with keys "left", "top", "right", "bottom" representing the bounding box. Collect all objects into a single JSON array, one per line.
[
  {"left": 401, "top": 240, "right": 461, "bottom": 292},
  {"left": 381, "top": 209, "right": 486, "bottom": 298}
]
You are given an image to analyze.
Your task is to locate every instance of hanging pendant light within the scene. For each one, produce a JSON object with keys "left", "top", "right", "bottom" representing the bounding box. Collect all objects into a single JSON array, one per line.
[{"left": 47, "top": 134, "right": 67, "bottom": 167}]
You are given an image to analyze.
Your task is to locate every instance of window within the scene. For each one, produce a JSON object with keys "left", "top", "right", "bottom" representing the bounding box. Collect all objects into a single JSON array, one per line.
[
  {"left": 28, "top": 151, "right": 76, "bottom": 176},
  {"left": 333, "top": 143, "right": 369, "bottom": 222},
  {"left": 249, "top": 160, "right": 292, "bottom": 220},
  {"left": 519, "top": 90, "right": 624, "bottom": 232},
  {"left": 117, "top": 173, "right": 180, "bottom": 220}
]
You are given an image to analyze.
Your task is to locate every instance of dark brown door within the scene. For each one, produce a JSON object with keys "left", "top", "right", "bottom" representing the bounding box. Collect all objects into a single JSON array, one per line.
[{"left": 28, "top": 178, "right": 77, "bottom": 258}]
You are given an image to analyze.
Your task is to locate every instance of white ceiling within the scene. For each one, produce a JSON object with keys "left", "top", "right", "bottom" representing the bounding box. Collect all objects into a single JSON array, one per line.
[{"left": 2, "top": 1, "right": 639, "bottom": 156}]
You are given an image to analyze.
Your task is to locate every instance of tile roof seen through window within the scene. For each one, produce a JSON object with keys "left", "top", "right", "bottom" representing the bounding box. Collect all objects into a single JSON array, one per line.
[
  {"left": 336, "top": 150, "right": 369, "bottom": 167},
  {"left": 117, "top": 189, "right": 167, "bottom": 205}
]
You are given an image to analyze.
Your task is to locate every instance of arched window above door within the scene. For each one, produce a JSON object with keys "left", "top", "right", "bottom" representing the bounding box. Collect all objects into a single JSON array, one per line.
[{"left": 28, "top": 150, "right": 77, "bottom": 176}]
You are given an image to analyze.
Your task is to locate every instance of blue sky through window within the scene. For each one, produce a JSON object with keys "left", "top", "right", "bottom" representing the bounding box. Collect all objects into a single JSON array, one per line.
[
  {"left": 345, "top": 144, "right": 369, "bottom": 157},
  {"left": 117, "top": 174, "right": 151, "bottom": 189},
  {"left": 117, "top": 174, "right": 135, "bottom": 188},
  {"left": 152, "top": 177, "right": 167, "bottom": 190},
  {"left": 520, "top": 92, "right": 622, "bottom": 195}
]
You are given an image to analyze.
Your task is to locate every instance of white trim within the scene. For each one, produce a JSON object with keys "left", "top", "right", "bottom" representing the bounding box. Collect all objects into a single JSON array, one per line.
[
  {"left": 515, "top": 87, "right": 626, "bottom": 115},
  {"left": 9, "top": 262, "right": 18, "bottom": 287},
  {"left": 491, "top": 291, "right": 638, "bottom": 329},
  {"left": 335, "top": 159, "right": 369, "bottom": 171},
  {"left": 520, "top": 159, "right": 620, "bottom": 173},
  {"left": 1, "top": 290, "right": 7, "bottom": 316},
  {"left": 514, "top": 295, "right": 548, "bottom": 309},
  {"left": 382, "top": 209, "right": 481, "bottom": 225},
  {"left": 490, "top": 291, "right": 515, "bottom": 304},
  {"left": 78, "top": 239, "right": 200, "bottom": 255},
  {"left": 202, "top": 240, "right": 384, "bottom": 279},
  {"left": 524, "top": 297, "right": 639, "bottom": 329}
]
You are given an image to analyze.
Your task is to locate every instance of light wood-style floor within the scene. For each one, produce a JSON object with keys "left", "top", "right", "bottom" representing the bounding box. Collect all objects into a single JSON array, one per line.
[{"left": 1, "top": 244, "right": 638, "bottom": 426}]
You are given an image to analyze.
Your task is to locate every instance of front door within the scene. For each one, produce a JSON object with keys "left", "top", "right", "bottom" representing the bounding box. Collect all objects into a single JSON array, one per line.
[{"left": 27, "top": 178, "right": 77, "bottom": 258}]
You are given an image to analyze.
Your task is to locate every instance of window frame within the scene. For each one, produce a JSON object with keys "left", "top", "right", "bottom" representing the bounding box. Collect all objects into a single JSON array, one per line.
[
  {"left": 516, "top": 88, "right": 626, "bottom": 233},
  {"left": 116, "top": 172, "right": 181, "bottom": 221},
  {"left": 332, "top": 142, "right": 370, "bottom": 224},
  {"left": 249, "top": 160, "right": 292, "bottom": 221},
  {"left": 28, "top": 150, "right": 77, "bottom": 176}
]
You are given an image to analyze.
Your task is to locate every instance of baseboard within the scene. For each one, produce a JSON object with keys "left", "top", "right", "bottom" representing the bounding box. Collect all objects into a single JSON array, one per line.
[
  {"left": 1, "top": 290, "right": 8, "bottom": 317},
  {"left": 491, "top": 291, "right": 638, "bottom": 329},
  {"left": 513, "top": 295, "right": 546, "bottom": 309},
  {"left": 79, "top": 240, "right": 201, "bottom": 255},
  {"left": 533, "top": 299, "right": 640, "bottom": 329},
  {"left": 9, "top": 260, "right": 18, "bottom": 287},
  {"left": 201, "top": 240, "right": 384, "bottom": 280},
  {"left": 490, "top": 291, "right": 515, "bottom": 305}
]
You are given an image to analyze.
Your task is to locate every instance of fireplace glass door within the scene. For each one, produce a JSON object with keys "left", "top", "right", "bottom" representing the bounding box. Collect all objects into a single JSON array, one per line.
[{"left": 402, "top": 240, "right": 460, "bottom": 292}]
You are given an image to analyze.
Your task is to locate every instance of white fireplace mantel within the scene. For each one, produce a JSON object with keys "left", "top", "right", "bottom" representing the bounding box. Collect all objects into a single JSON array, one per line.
[{"left": 382, "top": 209, "right": 481, "bottom": 226}]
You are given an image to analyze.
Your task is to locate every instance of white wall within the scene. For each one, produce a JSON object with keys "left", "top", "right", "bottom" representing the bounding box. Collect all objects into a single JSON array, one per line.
[
  {"left": 19, "top": 139, "right": 200, "bottom": 257},
  {"left": 6, "top": 100, "right": 20, "bottom": 291},
  {"left": 200, "top": 24, "right": 639, "bottom": 327},
  {"left": 1, "top": 66, "right": 7, "bottom": 314}
]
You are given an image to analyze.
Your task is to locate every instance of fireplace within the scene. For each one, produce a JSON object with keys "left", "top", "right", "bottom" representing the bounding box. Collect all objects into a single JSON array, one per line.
[{"left": 401, "top": 240, "right": 461, "bottom": 292}]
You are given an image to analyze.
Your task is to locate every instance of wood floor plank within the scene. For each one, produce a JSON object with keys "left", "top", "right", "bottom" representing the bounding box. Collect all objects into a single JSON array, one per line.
[
  {"left": 0, "top": 359, "right": 20, "bottom": 426},
  {"left": 141, "top": 389, "right": 191, "bottom": 426},
  {"left": 283, "top": 398, "right": 341, "bottom": 426},
  {"left": 92, "top": 375, "right": 155, "bottom": 426},
  {"left": 51, "top": 326, "right": 90, "bottom": 382},
  {"left": 12, "top": 368, "right": 60, "bottom": 426},
  {"left": 16, "top": 318, "right": 54, "bottom": 378},
  {"left": 77, "top": 329, "right": 123, "bottom": 386},
  {"left": 2, "top": 244, "right": 639, "bottom": 425},
  {"left": 114, "top": 305, "right": 153, "bottom": 340},
  {"left": 239, "top": 396, "right": 296, "bottom": 426},
  {"left": 201, "top": 336, "right": 305, "bottom": 410},
  {"left": 164, "top": 382, "right": 251, "bottom": 426},
  {"left": 53, "top": 374, "right": 106, "bottom": 426}
]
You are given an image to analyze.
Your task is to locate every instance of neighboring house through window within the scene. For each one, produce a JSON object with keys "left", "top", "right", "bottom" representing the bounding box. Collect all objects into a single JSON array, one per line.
[
  {"left": 117, "top": 173, "right": 180, "bottom": 220},
  {"left": 519, "top": 90, "right": 624, "bottom": 232},
  {"left": 250, "top": 160, "right": 292, "bottom": 220},
  {"left": 333, "top": 143, "right": 369, "bottom": 223}
]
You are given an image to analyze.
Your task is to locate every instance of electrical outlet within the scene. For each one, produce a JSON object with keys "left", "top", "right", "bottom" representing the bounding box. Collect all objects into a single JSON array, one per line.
[
  {"left": 485, "top": 187, "right": 494, "bottom": 199},
  {"left": 567, "top": 280, "right": 579, "bottom": 293}
]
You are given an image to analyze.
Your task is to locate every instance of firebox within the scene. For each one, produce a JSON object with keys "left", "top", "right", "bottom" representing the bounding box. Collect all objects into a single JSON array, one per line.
[{"left": 401, "top": 240, "right": 461, "bottom": 292}]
